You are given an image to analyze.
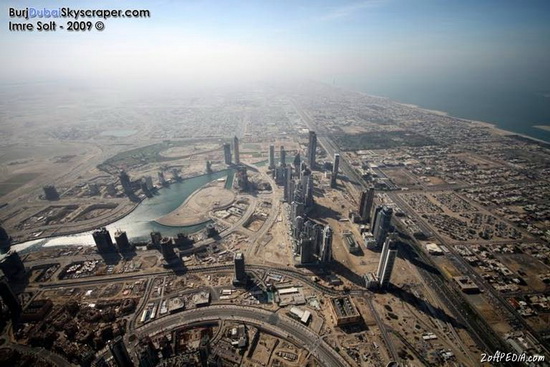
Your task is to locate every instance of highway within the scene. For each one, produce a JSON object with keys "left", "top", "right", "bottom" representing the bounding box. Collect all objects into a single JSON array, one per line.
[
  {"left": 291, "top": 100, "right": 366, "bottom": 194},
  {"left": 366, "top": 297, "right": 399, "bottom": 362},
  {"left": 390, "top": 191, "right": 545, "bottom": 355},
  {"left": 137, "top": 305, "right": 351, "bottom": 367}
]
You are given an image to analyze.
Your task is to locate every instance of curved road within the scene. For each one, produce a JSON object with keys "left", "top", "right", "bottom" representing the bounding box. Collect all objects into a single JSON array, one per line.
[{"left": 137, "top": 305, "right": 351, "bottom": 367}]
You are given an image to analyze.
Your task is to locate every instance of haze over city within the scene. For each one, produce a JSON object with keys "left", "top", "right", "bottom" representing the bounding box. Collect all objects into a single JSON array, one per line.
[{"left": 0, "top": 1, "right": 549, "bottom": 367}]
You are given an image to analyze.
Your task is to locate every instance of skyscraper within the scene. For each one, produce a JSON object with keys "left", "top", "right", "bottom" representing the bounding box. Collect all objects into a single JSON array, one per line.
[
  {"left": 233, "top": 252, "right": 246, "bottom": 285},
  {"left": 293, "top": 216, "right": 304, "bottom": 239},
  {"left": 359, "top": 188, "right": 375, "bottom": 223},
  {"left": 330, "top": 153, "right": 340, "bottom": 188},
  {"left": 307, "top": 131, "right": 317, "bottom": 168},
  {"left": 223, "top": 143, "right": 232, "bottom": 165},
  {"left": 305, "top": 173, "right": 314, "bottom": 207},
  {"left": 92, "top": 228, "right": 115, "bottom": 253},
  {"left": 150, "top": 231, "right": 162, "bottom": 247},
  {"left": 108, "top": 336, "right": 134, "bottom": 367},
  {"left": 233, "top": 136, "right": 240, "bottom": 164},
  {"left": 0, "top": 272, "right": 21, "bottom": 317},
  {"left": 293, "top": 152, "right": 301, "bottom": 177},
  {"left": 158, "top": 171, "right": 167, "bottom": 186},
  {"left": 320, "top": 226, "right": 333, "bottom": 264},
  {"left": 280, "top": 146, "right": 286, "bottom": 167},
  {"left": 160, "top": 238, "right": 177, "bottom": 262},
  {"left": 119, "top": 171, "right": 132, "bottom": 192},
  {"left": 268, "top": 145, "right": 275, "bottom": 169},
  {"left": 235, "top": 166, "right": 248, "bottom": 191},
  {"left": 377, "top": 234, "right": 398, "bottom": 290},
  {"left": 114, "top": 230, "right": 131, "bottom": 252},
  {"left": 300, "top": 238, "right": 315, "bottom": 264},
  {"left": 372, "top": 206, "right": 393, "bottom": 248},
  {"left": 0, "top": 250, "right": 25, "bottom": 282},
  {"left": 0, "top": 226, "right": 12, "bottom": 254},
  {"left": 284, "top": 166, "right": 293, "bottom": 202}
]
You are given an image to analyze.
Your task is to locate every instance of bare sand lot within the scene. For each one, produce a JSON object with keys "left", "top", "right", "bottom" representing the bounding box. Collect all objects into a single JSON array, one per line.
[{"left": 155, "top": 182, "right": 235, "bottom": 226}]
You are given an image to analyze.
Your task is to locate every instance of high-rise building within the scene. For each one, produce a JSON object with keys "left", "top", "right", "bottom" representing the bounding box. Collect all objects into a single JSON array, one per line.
[
  {"left": 359, "top": 188, "right": 375, "bottom": 223},
  {"left": 223, "top": 143, "right": 232, "bottom": 165},
  {"left": 300, "top": 238, "right": 315, "bottom": 264},
  {"left": 291, "top": 201, "right": 305, "bottom": 223},
  {"left": 158, "top": 171, "right": 167, "bottom": 186},
  {"left": 233, "top": 136, "right": 240, "bottom": 164},
  {"left": 114, "top": 230, "right": 131, "bottom": 252},
  {"left": 92, "top": 228, "right": 115, "bottom": 253},
  {"left": 235, "top": 166, "right": 248, "bottom": 191},
  {"left": 330, "top": 153, "right": 340, "bottom": 188},
  {"left": 150, "top": 232, "right": 162, "bottom": 247},
  {"left": 280, "top": 146, "right": 286, "bottom": 167},
  {"left": 119, "top": 171, "right": 132, "bottom": 192},
  {"left": 305, "top": 173, "right": 314, "bottom": 207},
  {"left": 198, "top": 335, "right": 211, "bottom": 367},
  {"left": 0, "top": 272, "right": 21, "bottom": 317},
  {"left": 284, "top": 166, "right": 293, "bottom": 202},
  {"left": 0, "top": 226, "right": 12, "bottom": 254},
  {"left": 233, "top": 252, "right": 247, "bottom": 285},
  {"left": 377, "top": 234, "right": 398, "bottom": 290},
  {"left": 372, "top": 206, "right": 393, "bottom": 247},
  {"left": 293, "top": 216, "right": 304, "bottom": 239},
  {"left": 160, "top": 238, "right": 177, "bottom": 262},
  {"left": 171, "top": 168, "right": 180, "bottom": 181},
  {"left": 370, "top": 205, "right": 382, "bottom": 229},
  {"left": 268, "top": 145, "right": 275, "bottom": 169},
  {"left": 134, "top": 337, "right": 158, "bottom": 367},
  {"left": 293, "top": 153, "right": 301, "bottom": 178},
  {"left": 307, "top": 131, "right": 317, "bottom": 169},
  {"left": 144, "top": 176, "right": 154, "bottom": 191},
  {"left": 108, "top": 336, "right": 134, "bottom": 367},
  {"left": 42, "top": 185, "right": 60, "bottom": 200},
  {"left": 320, "top": 226, "right": 332, "bottom": 263},
  {"left": 0, "top": 250, "right": 25, "bottom": 283}
]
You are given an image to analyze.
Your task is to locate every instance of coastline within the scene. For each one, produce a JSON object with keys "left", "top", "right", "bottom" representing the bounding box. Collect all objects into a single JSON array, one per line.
[{"left": 352, "top": 88, "right": 550, "bottom": 145}]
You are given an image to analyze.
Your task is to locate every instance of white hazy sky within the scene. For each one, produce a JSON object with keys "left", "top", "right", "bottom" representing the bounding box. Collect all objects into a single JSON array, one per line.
[{"left": 1, "top": 0, "right": 550, "bottom": 89}]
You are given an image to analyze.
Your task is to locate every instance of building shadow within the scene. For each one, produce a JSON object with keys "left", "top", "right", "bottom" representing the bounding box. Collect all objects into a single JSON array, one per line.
[
  {"left": 97, "top": 252, "right": 122, "bottom": 266},
  {"left": 309, "top": 203, "right": 342, "bottom": 222},
  {"left": 329, "top": 259, "right": 365, "bottom": 288},
  {"left": 398, "top": 241, "right": 441, "bottom": 276},
  {"left": 119, "top": 248, "right": 138, "bottom": 261},
  {"left": 386, "top": 285, "right": 465, "bottom": 329}
]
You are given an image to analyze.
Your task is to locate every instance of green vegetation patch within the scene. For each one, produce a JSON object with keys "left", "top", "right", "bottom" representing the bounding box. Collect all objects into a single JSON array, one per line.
[
  {"left": 97, "top": 141, "right": 192, "bottom": 174},
  {"left": 333, "top": 131, "right": 437, "bottom": 151}
]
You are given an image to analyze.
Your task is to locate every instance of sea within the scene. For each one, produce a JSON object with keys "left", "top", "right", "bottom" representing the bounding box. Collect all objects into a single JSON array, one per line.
[{"left": 344, "top": 80, "right": 550, "bottom": 143}]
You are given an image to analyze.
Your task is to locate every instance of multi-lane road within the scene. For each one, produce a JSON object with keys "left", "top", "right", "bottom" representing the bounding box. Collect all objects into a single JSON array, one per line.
[{"left": 137, "top": 305, "right": 351, "bottom": 367}]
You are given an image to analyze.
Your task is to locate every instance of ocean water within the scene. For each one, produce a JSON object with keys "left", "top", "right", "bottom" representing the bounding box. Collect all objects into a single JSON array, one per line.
[{"left": 348, "top": 81, "right": 550, "bottom": 143}]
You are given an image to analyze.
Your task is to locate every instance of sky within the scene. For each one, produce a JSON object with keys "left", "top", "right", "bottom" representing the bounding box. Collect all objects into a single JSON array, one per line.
[{"left": 1, "top": 0, "right": 550, "bottom": 89}]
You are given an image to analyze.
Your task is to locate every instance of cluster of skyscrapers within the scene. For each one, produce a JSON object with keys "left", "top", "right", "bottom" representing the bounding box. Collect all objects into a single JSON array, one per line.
[
  {"left": 357, "top": 187, "right": 399, "bottom": 290},
  {"left": 222, "top": 136, "right": 240, "bottom": 166},
  {"left": 292, "top": 219, "right": 333, "bottom": 266},
  {"left": 265, "top": 132, "right": 332, "bottom": 266},
  {"left": 92, "top": 227, "right": 133, "bottom": 253}
]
